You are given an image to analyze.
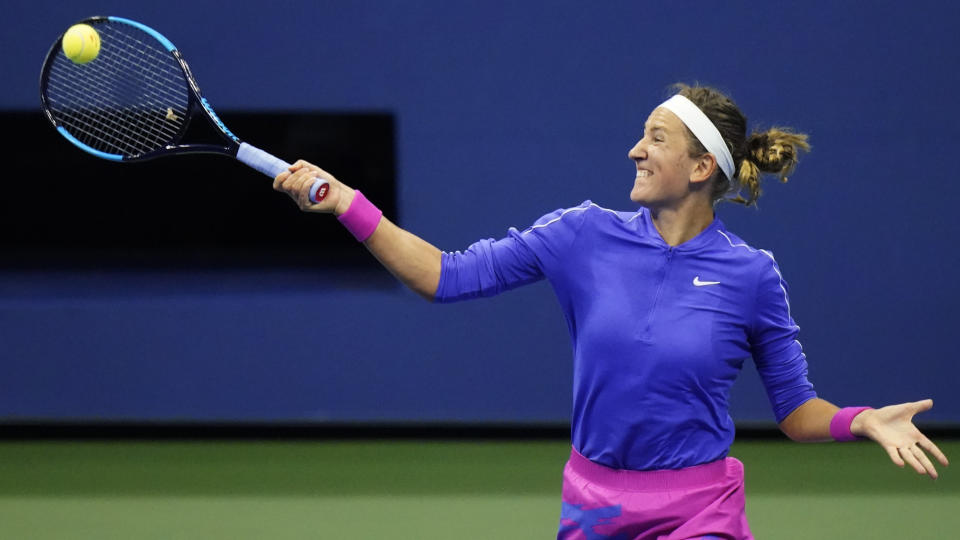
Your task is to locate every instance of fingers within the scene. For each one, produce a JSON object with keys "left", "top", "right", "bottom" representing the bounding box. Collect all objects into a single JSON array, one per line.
[
  {"left": 898, "top": 445, "right": 928, "bottom": 476},
  {"left": 274, "top": 162, "right": 320, "bottom": 205},
  {"left": 885, "top": 446, "right": 905, "bottom": 468},
  {"left": 271, "top": 159, "right": 343, "bottom": 213},
  {"left": 272, "top": 169, "right": 291, "bottom": 191},
  {"left": 910, "top": 444, "right": 940, "bottom": 479},
  {"left": 891, "top": 443, "right": 943, "bottom": 480},
  {"left": 290, "top": 169, "right": 320, "bottom": 208},
  {"left": 919, "top": 437, "right": 950, "bottom": 467},
  {"left": 289, "top": 159, "right": 310, "bottom": 173}
]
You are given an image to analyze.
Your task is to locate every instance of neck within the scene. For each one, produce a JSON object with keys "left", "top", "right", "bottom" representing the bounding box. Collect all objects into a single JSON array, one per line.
[{"left": 648, "top": 200, "right": 715, "bottom": 247}]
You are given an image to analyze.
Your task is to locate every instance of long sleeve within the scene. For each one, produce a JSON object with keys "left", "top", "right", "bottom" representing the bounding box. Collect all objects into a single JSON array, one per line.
[
  {"left": 748, "top": 253, "right": 818, "bottom": 423},
  {"left": 434, "top": 202, "right": 590, "bottom": 303}
]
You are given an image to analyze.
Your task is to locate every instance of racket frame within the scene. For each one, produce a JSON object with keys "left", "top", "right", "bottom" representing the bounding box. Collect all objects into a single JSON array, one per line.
[{"left": 39, "top": 16, "right": 329, "bottom": 202}]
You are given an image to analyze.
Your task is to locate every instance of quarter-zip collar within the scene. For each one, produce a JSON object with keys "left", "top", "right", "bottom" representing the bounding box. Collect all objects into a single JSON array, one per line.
[{"left": 638, "top": 206, "right": 725, "bottom": 253}]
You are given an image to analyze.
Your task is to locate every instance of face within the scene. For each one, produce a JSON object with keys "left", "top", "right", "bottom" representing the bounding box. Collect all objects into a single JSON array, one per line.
[{"left": 627, "top": 107, "right": 702, "bottom": 208}]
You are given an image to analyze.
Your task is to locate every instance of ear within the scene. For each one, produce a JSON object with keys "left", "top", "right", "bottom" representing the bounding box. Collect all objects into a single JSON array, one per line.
[{"left": 689, "top": 153, "right": 717, "bottom": 184}]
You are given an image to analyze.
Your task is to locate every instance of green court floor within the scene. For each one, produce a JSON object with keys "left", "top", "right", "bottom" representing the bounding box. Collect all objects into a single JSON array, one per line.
[{"left": 0, "top": 439, "right": 956, "bottom": 538}]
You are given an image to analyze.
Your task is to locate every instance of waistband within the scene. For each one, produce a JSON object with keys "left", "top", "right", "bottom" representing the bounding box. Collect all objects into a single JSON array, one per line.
[{"left": 565, "top": 447, "right": 737, "bottom": 491}]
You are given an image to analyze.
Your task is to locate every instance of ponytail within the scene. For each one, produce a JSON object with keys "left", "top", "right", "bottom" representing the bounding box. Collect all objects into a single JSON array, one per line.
[
  {"left": 730, "top": 128, "right": 810, "bottom": 206},
  {"left": 671, "top": 83, "right": 810, "bottom": 207}
]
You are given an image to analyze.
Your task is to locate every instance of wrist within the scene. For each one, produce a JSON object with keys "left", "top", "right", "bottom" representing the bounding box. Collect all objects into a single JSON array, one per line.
[
  {"left": 336, "top": 190, "right": 383, "bottom": 242},
  {"left": 333, "top": 188, "right": 356, "bottom": 216},
  {"left": 849, "top": 408, "right": 873, "bottom": 437},
  {"left": 830, "top": 406, "right": 873, "bottom": 442}
]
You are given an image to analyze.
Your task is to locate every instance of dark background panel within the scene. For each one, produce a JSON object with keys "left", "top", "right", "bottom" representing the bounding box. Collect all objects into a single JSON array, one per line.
[{"left": 1, "top": 111, "right": 395, "bottom": 269}]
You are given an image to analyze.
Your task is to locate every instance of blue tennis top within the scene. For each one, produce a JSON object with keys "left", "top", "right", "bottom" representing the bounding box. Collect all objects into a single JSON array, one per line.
[{"left": 434, "top": 201, "right": 817, "bottom": 471}]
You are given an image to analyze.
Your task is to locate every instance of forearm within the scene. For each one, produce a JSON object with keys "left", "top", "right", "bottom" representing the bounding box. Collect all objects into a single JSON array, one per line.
[
  {"left": 331, "top": 188, "right": 441, "bottom": 300},
  {"left": 778, "top": 397, "right": 840, "bottom": 442},
  {"left": 363, "top": 216, "right": 442, "bottom": 301}
]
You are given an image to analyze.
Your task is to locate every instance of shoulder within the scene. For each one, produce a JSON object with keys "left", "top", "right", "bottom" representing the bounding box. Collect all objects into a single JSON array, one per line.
[
  {"left": 714, "top": 229, "right": 773, "bottom": 264},
  {"left": 711, "top": 228, "right": 786, "bottom": 286},
  {"left": 520, "top": 200, "right": 638, "bottom": 234},
  {"left": 713, "top": 233, "right": 799, "bottom": 328}
]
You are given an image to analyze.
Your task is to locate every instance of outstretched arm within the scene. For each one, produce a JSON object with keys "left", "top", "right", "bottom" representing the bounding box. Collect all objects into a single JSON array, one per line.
[
  {"left": 779, "top": 397, "right": 949, "bottom": 479},
  {"left": 273, "top": 160, "right": 441, "bottom": 301}
]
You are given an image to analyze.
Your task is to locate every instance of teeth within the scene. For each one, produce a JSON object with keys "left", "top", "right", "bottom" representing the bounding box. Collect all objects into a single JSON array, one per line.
[{"left": 636, "top": 170, "right": 650, "bottom": 177}]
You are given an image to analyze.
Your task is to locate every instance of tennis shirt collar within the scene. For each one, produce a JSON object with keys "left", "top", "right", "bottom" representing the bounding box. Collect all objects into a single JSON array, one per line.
[{"left": 638, "top": 207, "right": 726, "bottom": 252}]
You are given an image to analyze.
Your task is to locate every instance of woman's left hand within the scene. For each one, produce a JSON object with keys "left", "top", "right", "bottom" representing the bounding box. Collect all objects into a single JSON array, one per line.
[{"left": 852, "top": 399, "right": 949, "bottom": 479}]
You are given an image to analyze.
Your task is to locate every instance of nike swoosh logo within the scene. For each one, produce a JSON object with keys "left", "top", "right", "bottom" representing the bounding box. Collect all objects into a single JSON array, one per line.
[{"left": 693, "top": 276, "right": 721, "bottom": 287}]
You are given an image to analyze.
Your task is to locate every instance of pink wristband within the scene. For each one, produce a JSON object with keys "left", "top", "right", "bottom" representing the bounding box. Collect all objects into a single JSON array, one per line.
[
  {"left": 829, "top": 406, "right": 873, "bottom": 442},
  {"left": 337, "top": 190, "right": 383, "bottom": 242}
]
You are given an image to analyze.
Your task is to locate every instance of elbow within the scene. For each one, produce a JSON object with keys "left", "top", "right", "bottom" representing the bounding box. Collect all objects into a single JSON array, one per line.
[
  {"left": 418, "top": 254, "right": 442, "bottom": 303},
  {"left": 776, "top": 404, "right": 812, "bottom": 442},
  {"left": 778, "top": 419, "right": 818, "bottom": 442},
  {"left": 778, "top": 423, "right": 805, "bottom": 442},
  {"left": 419, "top": 272, "right": 440, "bottom": 303},
  {"left": 415, "top": 272, "right": 441, "bottom": 303},
  {"left": 774, "top": 396, "right": 832, "bottom": 443}
]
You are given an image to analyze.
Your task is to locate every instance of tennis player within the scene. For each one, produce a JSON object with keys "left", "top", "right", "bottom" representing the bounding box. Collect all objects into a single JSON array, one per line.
[{"left": 273, "top": 83, "right": 949, "bottom": 539}]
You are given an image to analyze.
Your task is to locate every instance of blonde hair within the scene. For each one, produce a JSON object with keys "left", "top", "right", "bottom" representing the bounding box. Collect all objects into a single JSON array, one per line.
[{"left": 671, "top": 83, "right": 811, "bottom": 206}]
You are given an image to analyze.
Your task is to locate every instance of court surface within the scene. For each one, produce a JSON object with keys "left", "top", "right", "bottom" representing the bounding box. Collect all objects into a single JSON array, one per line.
[{"left": 0, "top": 439, "right": 956, "bottom": 538}]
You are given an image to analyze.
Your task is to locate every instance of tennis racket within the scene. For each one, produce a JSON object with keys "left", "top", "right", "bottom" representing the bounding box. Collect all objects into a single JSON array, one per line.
[{"left": 39, "top": 16, "right": 329, "bottom": 203}]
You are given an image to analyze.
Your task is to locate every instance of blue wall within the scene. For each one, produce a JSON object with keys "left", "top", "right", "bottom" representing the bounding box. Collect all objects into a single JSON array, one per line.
[{"left": 3, "top": 0, "right": 959, "bottom": 424}]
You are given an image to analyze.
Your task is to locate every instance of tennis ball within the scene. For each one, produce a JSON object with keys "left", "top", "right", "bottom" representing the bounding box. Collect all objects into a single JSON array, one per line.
[{"left": 62, "top": 24, "right": 101, "bottom": 64}]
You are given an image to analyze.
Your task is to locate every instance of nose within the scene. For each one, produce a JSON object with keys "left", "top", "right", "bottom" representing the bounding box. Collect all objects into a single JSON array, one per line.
[{"left": 628, "top": 139, "right": 646, "bottom": 161}]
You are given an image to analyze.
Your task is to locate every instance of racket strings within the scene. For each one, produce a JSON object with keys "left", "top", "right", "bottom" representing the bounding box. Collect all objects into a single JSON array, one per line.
[
  {"left": 48, "top": 60, "right": 181, "bottom": 151},
  {"left": 54, "top": 42, "right": 184, "bottom": 133},
  {"left": 47, "top": 61, "right": 183, "bottom": 156},
  {"left": 44, "top": 20, "right": 191, "bottom": 158},
  {"left": 47, "top": 67, "right": 179, "bottom": 156},
  {"left": 58, "top": 29, "right": 186, "bottom": 153},
  {"left": 52, "top": 25, "right": 187, "bottom": 151}
]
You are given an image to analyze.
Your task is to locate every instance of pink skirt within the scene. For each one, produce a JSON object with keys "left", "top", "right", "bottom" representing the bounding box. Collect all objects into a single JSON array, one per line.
[{"left": 558, "top": 447, "right": 753, "bottom": 540}]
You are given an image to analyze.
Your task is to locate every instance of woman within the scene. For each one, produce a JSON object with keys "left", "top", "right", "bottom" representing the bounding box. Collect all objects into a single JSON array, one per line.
[{"left": 273, "top": 84, "right": 948, "bottom": 539}]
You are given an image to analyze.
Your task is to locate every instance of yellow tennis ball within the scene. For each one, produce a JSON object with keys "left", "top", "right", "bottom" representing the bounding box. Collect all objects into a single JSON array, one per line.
[{"left": 62, "top": 24, "right": 101, "bottom": 64}]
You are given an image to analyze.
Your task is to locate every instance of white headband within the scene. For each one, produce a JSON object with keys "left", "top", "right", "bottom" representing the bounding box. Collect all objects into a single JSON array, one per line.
[{"left": 658, "top": 94, "right": 735, "bottom": 181}]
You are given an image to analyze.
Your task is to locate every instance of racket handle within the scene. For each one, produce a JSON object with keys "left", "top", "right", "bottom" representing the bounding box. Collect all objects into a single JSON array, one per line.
[
  {"left": 308, "top": 178, "right": 330, "bottom": 203},
  {"left": 237, "top": 142, "right": 330, "bottom": 202},
  {"left": 237, "top": 142, "right": 290, "bottom": 176}
]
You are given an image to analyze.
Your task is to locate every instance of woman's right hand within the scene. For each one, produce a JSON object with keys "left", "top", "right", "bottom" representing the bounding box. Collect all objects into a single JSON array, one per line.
[
  {"left": 275, "top": 158, "right": 442, "bottom": 300},
  {"left": 273, "top": 160, "right": 355, "bottom": 216}
]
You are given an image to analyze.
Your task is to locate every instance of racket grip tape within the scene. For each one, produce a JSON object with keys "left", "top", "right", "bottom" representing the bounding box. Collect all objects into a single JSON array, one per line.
[{"left": 237, "top": 142, "right": 330, "bottom": 203}]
